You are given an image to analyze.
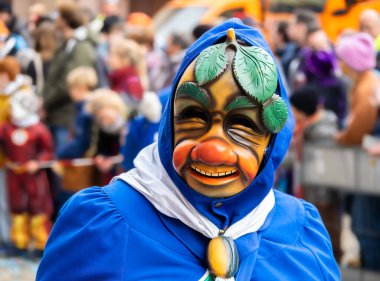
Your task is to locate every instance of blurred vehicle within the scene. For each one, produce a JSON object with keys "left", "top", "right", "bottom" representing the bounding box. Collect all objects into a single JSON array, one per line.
[
  {"left": 153, "top": 0, "right": 261, "bottom": 47},
  {"left": 153, "top": 0, "right": 380, "bottom": 47},
  {"left": 267, "top": 0, "right": 380, "bottom": 41}
]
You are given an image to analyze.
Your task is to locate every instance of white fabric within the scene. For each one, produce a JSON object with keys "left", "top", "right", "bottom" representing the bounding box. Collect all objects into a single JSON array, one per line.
[
  {"left": 9, "top": 87, "right": 40, "bottom": 128},
  {"left": 11, "top": 114, "right": 39, "bottom": 128},
  {"left": 139, "top": 92, "right": 162, "bottom": 123},
  {"left": 3, "top": 74, "right": 29, "bottom": 96},
  {"left": 114, "top": 142, "right": 275, "bottom": 240},
  {"left": 199, "top": 270, "right": 234, "bottom": 281},
  {"left": 0, "top": 37, "right": 16, "bottom": 58}
]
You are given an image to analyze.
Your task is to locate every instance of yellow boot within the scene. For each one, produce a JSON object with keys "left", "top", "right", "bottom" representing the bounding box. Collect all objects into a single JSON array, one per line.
[
  {"left": 30, "top": 214, "right": 51, "bottom": 251},
  {"left": 10, "top": 213, "right": 30, "bottom": 250}
]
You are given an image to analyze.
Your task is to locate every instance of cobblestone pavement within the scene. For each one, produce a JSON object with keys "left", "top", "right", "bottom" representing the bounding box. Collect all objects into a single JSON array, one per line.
[{"left": 0, "top": 256, "right": 39, "bottom": 281}]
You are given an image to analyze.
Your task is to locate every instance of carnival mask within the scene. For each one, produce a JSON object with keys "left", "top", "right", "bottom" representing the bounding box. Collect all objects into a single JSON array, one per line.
[{"left": 172, "top": 29, "right": 288, "bottom": 198}]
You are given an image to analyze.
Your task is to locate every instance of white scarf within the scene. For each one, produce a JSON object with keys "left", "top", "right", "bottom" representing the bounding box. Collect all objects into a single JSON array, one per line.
[
  {"left": 114, "top": 143, "right": 275, "bottom": 240},
  {"left": 114, "top": 143, "right": 275, "bottom": 280}
]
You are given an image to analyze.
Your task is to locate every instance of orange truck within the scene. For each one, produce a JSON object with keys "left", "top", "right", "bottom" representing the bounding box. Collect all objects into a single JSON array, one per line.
[{"left": 153, "top": 0, "right": 380, "bottom": 47}]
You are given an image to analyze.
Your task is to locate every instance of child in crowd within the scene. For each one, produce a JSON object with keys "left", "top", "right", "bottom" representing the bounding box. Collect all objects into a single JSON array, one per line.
[
  {"left": 85, "top": 89, "right": 128, "bottom": 184},
  {"left": 0, "top": 56, "right": 34, "bottom": 251},
  {"left": 108, "top": 39, "right": 144, "bottom": 110},
  {"left": 0, "top": 89, "right": 54, "bottom": 256},
  {"left": 290, "top": 85, "right": 338, "bottom": 141},
  {"left": 56, "top": 67, "right": 98, "bottom": 199},
  {"left": 58, "top": 67, "right": 98, "bottom": 160},
  {"left": 121, "top": 91, "right": 167, "bottom": 171}
]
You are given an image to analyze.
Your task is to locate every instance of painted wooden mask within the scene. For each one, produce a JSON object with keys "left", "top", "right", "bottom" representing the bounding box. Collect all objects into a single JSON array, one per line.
[{"left": 173, "top": 29, "right": 288, "bottom": 198}]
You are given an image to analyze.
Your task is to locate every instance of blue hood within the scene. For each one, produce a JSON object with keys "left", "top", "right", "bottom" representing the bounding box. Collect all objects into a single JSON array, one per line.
[{"left": 158, "top": 19, "right": 294, "bottom": 228}]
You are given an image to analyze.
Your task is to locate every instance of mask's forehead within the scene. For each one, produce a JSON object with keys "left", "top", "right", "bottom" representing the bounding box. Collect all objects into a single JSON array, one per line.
[{"left": 174, "top": 28, "right": 288, "bottom": 134}]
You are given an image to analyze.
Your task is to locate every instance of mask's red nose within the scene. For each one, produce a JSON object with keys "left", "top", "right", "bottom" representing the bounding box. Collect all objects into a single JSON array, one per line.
[{"left": 191, "top": 138, "right": 237, "bottom": 166}]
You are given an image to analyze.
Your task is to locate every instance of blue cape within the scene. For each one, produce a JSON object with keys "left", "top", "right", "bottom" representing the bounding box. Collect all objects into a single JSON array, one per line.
[{"left": 158, "top": 19, "right": 294, "bottom": 227}]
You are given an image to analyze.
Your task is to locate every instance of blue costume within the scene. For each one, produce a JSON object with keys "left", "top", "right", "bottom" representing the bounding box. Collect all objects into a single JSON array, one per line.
[
  {"left": 37, "top": 20, "right": 340, "bottom": 280},
  {"left": 121, "top": 88, "right": 170, "bottom": 171},
  {"left": 57, "top": 101, "right": 93, "bottom": 159}
]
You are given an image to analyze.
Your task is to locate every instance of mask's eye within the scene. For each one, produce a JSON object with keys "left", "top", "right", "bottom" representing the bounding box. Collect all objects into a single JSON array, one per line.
[
  {"left": 226, "top": 114, "right": 268, "bottom": 148},
  {"left": 176, "top": 106, "right": 209, "bottom": 123},
  {"left": 227, "top": 114, "right": 263, "bottom": 134}
]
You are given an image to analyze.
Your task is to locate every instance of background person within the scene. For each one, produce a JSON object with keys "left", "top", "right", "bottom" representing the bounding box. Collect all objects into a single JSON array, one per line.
[{"left": 42, "top": 2, "right": 96, "bottom": 152}]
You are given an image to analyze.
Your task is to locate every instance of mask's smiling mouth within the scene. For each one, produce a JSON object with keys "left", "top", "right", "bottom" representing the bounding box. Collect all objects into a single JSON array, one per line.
[
  {"left": 190, "top": 164, "right": 237, "bottom": 178},
  {"left": 187, "top": 162, "right": 240, "bottom": 186}
]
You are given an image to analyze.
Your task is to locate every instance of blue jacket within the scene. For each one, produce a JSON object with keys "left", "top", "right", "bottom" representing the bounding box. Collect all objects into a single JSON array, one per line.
[
  {"left": 57, "top": 102, "right": 93, "bottom": 159},
  {"left": 121, "top": 117, "right": 159, "bottom": 171},
  {"left": 37, "top": 19, "right": 340, "bottom": 280},
  {"left": 121, "top": 88, "right": 170, "bottom": 171}
]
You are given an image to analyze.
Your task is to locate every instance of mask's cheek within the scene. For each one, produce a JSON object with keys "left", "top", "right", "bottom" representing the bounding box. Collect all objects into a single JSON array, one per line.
[
  {"left": 172, "top": 140, "right": 198, "bottom": 174},
  {"left": 234, "top": 146, "right": 266, "bottom": 184}
]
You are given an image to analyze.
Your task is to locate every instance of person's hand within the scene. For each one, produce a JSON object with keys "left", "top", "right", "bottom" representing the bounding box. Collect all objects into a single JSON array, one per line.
[
  {"left": 333, "top": 132, "right": 342, "bottom": 144},
  {"left": 370, "top": 88, "right": 380, "bottom": 108},
  {"left": 25, "top": 160, "right": 40, "bottom": 174},
  {"left": 95, "top": 155, "right": 114, "bottom": 172},
  {"left": 366, "top": 142, "right": 380, "bottom": 156},
  {"left": 39, "top": 108, "right": 47, "bottom": 120},
  {"left": 52, "top": 162, "right": 64, "bottom": 176}
]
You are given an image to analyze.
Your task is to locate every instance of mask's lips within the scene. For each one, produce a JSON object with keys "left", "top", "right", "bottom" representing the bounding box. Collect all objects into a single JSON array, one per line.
[{"left": 187, "top": 162, "right": 240, "bottom": 186}]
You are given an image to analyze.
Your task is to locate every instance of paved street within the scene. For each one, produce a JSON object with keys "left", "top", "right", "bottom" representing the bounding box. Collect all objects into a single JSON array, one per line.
[{"left": 0, "top": 257, "right": 39, "bottom": 281}]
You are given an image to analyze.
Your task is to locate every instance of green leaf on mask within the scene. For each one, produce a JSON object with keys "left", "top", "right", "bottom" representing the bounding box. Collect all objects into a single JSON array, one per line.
[
  {"left": 233, "top": 45, "right": 278, "bottom": 103},
  {"left": 176, "top": 82, "right": 210, "bottom": 107},
  {"left": 195, "top": 43, "right": 229, "bottom": 85},
  {"left": 225, "top": 96, "right": 257, "bottom": 112},
  {"left": 262, "top": 94, "right": 288, "bottom": 133}
]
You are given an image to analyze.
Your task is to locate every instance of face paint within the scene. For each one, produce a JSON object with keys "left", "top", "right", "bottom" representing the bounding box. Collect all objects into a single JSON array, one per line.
[{"left": 172, "top": 29, "right": 288, "bottom": 198}]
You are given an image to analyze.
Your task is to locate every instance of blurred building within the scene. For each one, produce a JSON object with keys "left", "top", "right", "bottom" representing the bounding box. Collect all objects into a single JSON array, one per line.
[
  {"left": 11, "top": 0, "right": 168, "bottom": 18},
  {"left": 130, "top": 0, "right": 168, "bottom": 16}
]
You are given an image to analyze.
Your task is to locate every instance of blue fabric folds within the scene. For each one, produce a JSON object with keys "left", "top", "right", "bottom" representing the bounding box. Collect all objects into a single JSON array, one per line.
[{"left": 37, "top": 181, "right": 340, "bottom": 280}]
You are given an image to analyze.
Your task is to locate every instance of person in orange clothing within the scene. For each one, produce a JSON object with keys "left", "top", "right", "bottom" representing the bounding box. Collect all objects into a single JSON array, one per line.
[{"left": 335, "top": 33, "right": 379, "bottom": 145}]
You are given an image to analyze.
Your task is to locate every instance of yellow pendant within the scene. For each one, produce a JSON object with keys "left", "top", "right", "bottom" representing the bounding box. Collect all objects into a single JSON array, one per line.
[{"left": 207, "top": 236, "right": 239, "bottom": 278}]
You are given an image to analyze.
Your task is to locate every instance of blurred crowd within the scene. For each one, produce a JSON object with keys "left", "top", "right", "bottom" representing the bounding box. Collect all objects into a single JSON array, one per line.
[
  {"left": 0, "top": 0, "right": 190, "bottom": 260},
  {"left": 273, "top": 9, "right": 380, "bottom": 271},
  {"left": 0, "top": 0, "right": 378, "bottom": 273}
]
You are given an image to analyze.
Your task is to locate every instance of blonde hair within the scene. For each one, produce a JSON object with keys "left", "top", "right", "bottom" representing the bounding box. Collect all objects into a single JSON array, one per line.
[
  {"left": 67, "top": 67, "right": 98, "bottom": 90},
  {"left": 110, "top": 39, "right": 149, "bottom": 90},
  {"left": 28, "top": 3, "right": 47, "bottom": 17},
  {"left": 85, "top": 88, "right": 128, "bottom": 118}
]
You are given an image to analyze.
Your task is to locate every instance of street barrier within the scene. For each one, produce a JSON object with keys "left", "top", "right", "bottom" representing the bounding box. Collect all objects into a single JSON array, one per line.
[{"left": 301, "top": 143, "right": 380, "bottom": 195}]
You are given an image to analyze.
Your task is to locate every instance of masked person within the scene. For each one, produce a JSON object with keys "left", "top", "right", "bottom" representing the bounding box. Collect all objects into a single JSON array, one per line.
[{"left": 37, "top": 20, "right": 339, "bottom": 280}]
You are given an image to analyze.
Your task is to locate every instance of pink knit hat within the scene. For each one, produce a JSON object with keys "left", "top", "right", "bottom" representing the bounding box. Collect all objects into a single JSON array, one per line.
[{"left": 336, "top": 32, "right": 376, "bottom": 72}]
